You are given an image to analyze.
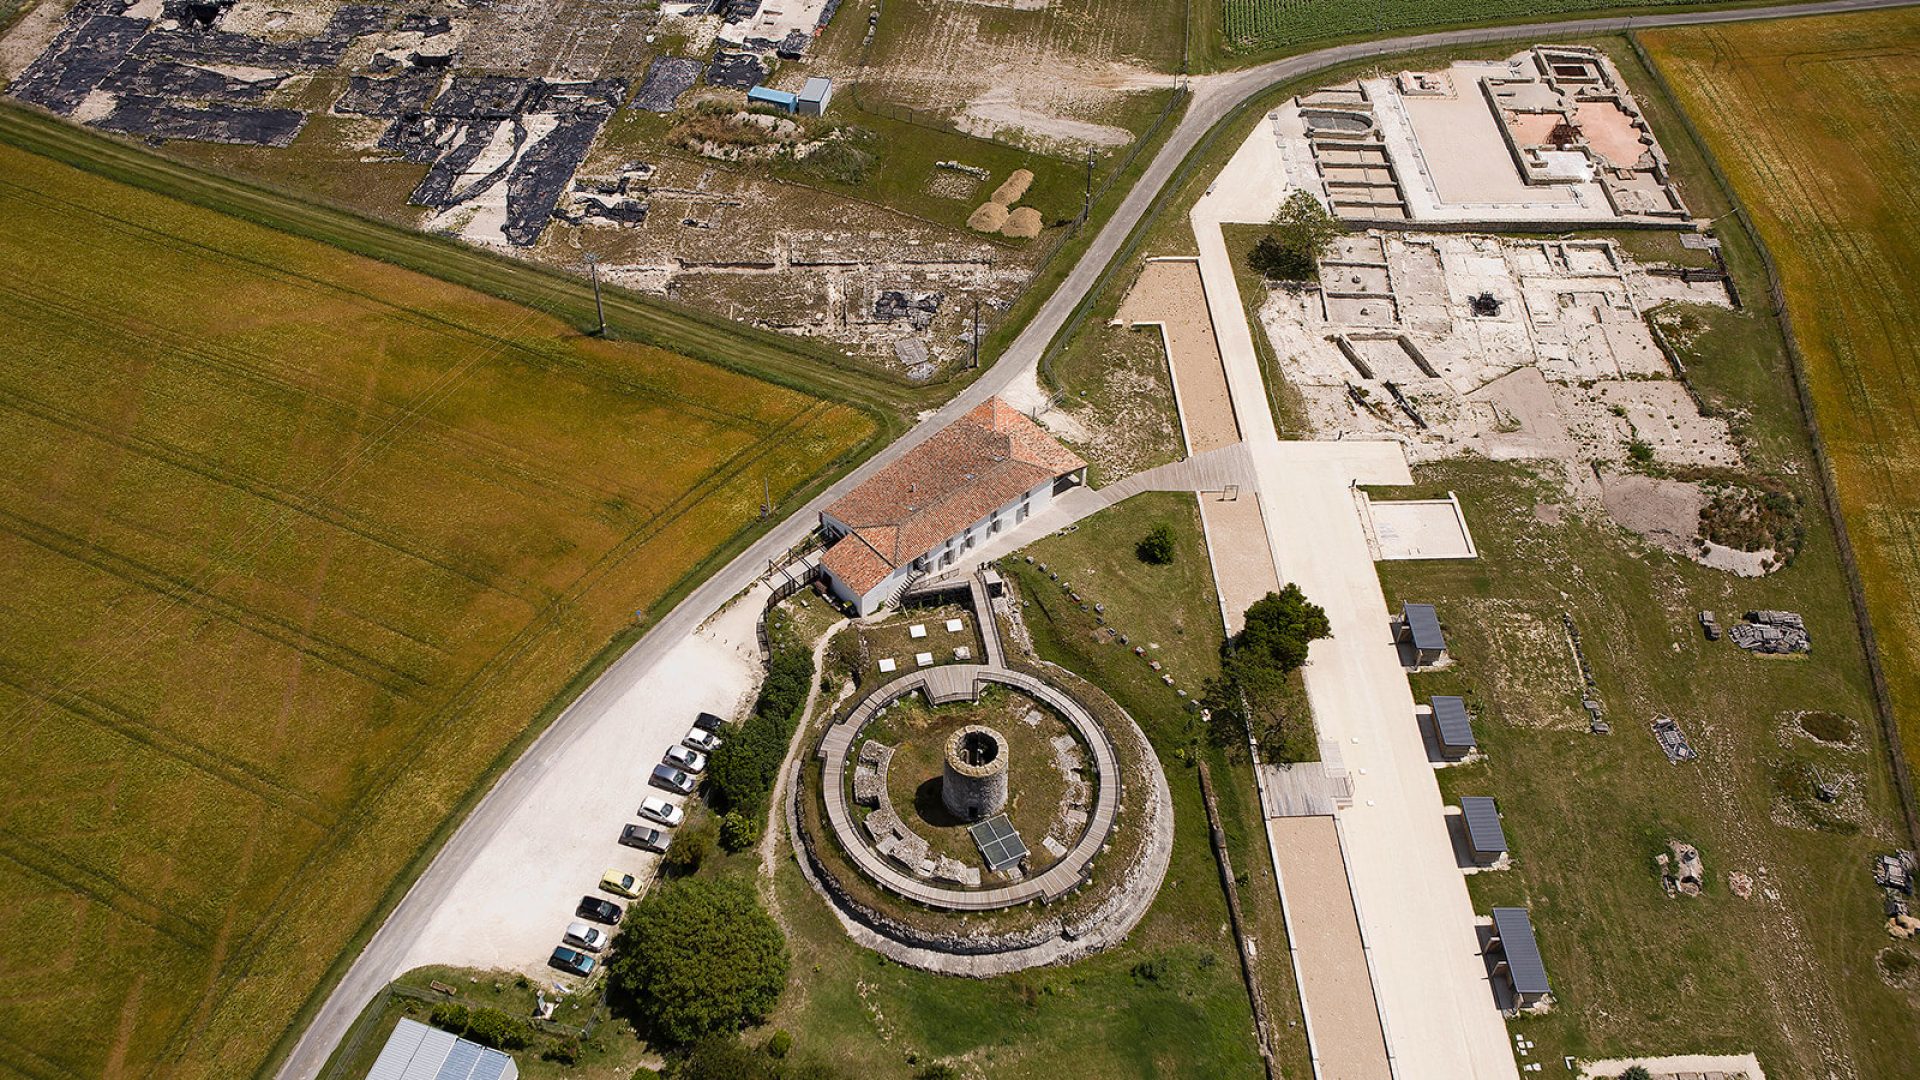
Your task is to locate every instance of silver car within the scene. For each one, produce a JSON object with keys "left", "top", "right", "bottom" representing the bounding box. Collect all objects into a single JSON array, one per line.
[
  {"left": 683, "top": 727, "right": 722, "bottom": 754},
  {"left": 663, "top": 744, "right": 707, "bottom": 774},
  {"left": 564, "top": 920, "right": 609, "bottom": 952}
]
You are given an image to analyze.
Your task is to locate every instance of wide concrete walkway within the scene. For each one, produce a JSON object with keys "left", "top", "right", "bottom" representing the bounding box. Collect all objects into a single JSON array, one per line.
[{"left": 1189, "top": 139, "right": 1519, "bottom": 1072}]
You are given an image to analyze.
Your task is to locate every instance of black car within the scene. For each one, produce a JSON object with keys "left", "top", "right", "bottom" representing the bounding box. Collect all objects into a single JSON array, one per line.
[
  {"left": 693, "top": 711, "right": 727, "bottom": 733},
  {"left": 576, "top": 895, "right": 623, "bottom": 926}
]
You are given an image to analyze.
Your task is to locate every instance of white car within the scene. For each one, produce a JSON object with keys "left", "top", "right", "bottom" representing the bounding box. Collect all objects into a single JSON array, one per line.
[
  {"left": 664, "top": 744, "right": 707, "bottom": 774},
  {"left": 564, "top": 920, "right": 609, "bottom": 953},
  {"left": 639, "top": 795, "right": 684, "bottom": 827},
  {"left": 682, "top": 727, "right": 721, "bottom": 754}
]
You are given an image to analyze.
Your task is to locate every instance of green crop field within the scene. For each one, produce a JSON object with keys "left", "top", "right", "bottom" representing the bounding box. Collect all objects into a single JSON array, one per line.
[
  {"left": 1217, "top": 0, "right": 1702, "bottom": 56},
  {"left": 1641, "top": 6, "right": 1920, "bottom": 848},
  {"left": 0, "top": 140, "right": 875, "bottom": 1079}
]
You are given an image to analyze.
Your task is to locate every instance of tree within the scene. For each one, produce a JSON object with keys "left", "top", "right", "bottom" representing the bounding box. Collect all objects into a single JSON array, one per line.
[
  {"left": 1248, "top": 190, "right": 1340, "bottom": 282},
  {"left": 719, "top": 809, "right": 761, "bottom": 852},
  {"left": 605, "top": 878, "right": 789, "bottom": 1045},
  {"left": 1136, "top": 521, "right": 1176, "bottom": 565},
  {"left": 1617, "top": 1069, "right": 1652, "bottom": 1080},
  {"left": 1231, "top": 584, "right": 1331, "bottom": 676}
]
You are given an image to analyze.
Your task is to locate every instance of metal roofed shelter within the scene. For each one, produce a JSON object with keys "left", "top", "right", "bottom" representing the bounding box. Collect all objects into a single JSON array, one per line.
[
  {"left": 1430, "top": 694, "right": 1476, "bottom": 759},
  {"left": 1488, "top": 907, "right": 1551, "bottom": 1007},
  {"left": 1398, "top": 602, "right": 1447, "bottom": 665},
  {"left": 1459, "top": 796, "right": 1507, "bottom": 864},
  {"left": 798, "top": 76, "right": 832, "bottom": 116},
  {"left": 746, "top": 85, "right": 797, "bottom": 113},
  {"left": 367, "top": 1018, "right": 518, "bottom": 1080}
]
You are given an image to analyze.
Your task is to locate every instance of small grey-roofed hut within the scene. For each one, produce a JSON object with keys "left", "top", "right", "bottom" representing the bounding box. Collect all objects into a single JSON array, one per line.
[
  {"left": 1398, "top": 602, "right": 1447, "bottom": 665},
  {"left": 1431, "top": 694, "right": 1476, "bottom": 758},
  {"left": 1459, "top": 796, "right": 1507, "bottom": 863},
  {"left": 1489, "top": 907, "right": 1550, "bottom": 1006},
  {"left": 798, "top": 76, "right": 833, "bottom": 116}
]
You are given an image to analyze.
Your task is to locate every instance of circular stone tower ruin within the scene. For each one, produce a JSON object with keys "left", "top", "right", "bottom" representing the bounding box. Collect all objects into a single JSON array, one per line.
[{"left": 942, "top": 725, "right": 1009, "bottom": 821}]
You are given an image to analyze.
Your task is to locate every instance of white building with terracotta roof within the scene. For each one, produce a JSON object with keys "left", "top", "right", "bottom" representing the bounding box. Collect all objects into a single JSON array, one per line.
[{"left": 819, "top": 398, "right": 1087, "bottom": 614}]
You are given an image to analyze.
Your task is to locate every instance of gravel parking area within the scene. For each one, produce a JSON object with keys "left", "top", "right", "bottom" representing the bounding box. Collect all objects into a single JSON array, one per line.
[{"left": 398, "top": 589, "right": 767, "bottom": 982}]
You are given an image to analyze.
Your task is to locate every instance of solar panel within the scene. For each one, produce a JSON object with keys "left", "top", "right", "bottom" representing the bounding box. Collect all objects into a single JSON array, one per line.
[{"left": 969, "top": 814, "right": 1028, "bottom": 872}]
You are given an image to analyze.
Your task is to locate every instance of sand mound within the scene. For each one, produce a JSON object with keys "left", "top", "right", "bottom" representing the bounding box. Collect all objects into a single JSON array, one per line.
[
  {"left": 968, "top": 201, "right": 1010, "bottom": 232},
  {"left": 1000, "top": 206, "right": 1043, "bottom": 238},
  {"left": 991, "top": 168, "right": 1033, "bottom": 206}
]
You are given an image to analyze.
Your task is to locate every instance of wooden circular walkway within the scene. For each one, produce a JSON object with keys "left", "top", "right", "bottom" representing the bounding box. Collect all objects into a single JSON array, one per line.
[{"left": 816, "top": 663, "right": 1122, "bottom": 911}]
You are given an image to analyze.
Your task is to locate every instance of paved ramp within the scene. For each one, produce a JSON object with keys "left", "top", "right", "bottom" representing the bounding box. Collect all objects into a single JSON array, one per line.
[{"left": 1268, "top": 817, "right": 1392, "bottom": 1080}]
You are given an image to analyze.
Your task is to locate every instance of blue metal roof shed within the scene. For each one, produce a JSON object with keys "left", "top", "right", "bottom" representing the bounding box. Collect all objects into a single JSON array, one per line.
[
  {"left": 1459, "top": 796, "right": 1507, "bottom": 857},
  {"left": 747, "top": 85, "right": 797, "bottom": 112},
  {"left": 1491, "top": 907, "right": 1550, "bottom": 997},
  {"left": 1401, "top": 602, "right": 1446, "bottom": 652},
  {"left": 1431, "top": 695, "right": 1476, "bottom": 753}
]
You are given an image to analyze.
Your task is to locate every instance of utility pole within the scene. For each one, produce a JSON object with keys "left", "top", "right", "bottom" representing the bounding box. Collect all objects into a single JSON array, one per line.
[
  {"left": 585, "top": 254, "right": 606, "bottom": 336},
  {"left": 971, "top": 299, "right": 980, "bottom": 369},
  {"left": 1082, "top": 150, "right": 1094, "bottom": 225}
]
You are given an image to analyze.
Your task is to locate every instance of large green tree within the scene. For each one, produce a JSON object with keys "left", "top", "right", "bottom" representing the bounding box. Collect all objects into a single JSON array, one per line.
[
  {"left": 1247, "top": 190, "right": 1341, "bottom": 282},
  {"left": 1230, "top": 583, "right": 1331, "bottom": 676},
  {"left": 605, "top": 877, "right": 789, "bottom": 1045}
]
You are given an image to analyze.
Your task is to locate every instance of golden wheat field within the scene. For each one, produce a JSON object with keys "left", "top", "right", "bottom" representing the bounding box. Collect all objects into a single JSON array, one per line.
[{"left": 0, "top": 141, "right": 873, "bottom": 1079}]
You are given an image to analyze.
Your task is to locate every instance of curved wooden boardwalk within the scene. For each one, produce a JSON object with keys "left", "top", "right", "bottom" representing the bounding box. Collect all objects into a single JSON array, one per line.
[{"left": 817, "top": 663, "right": 1122, "bottom": 910}]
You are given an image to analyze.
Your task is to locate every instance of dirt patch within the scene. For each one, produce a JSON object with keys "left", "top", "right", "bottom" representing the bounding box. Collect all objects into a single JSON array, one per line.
[
  {"left": 1795, "top": 710, "right": 1858, "bottom": 747},
  {"left": 1600, "top": 472, "right": 1703, "bottom": 553}
]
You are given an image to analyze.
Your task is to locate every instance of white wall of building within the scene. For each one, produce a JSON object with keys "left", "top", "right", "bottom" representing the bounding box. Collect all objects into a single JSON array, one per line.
[{"left": 823, "top": 472, "right": 1075, "bottom": 615}]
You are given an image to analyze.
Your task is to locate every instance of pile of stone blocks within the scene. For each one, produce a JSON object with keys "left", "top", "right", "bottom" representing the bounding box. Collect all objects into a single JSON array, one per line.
[{"left": 1729, "top": 610, "right": 1809, "bottom": 654}]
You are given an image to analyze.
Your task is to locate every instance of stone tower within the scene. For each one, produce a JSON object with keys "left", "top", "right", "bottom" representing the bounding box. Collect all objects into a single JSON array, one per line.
[{"left": 942, "top": 725, "right": 1009, "bottom": 821}]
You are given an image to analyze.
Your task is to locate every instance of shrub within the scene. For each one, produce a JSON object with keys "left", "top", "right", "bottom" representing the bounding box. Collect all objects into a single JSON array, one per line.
[
  {"left": 428, "top": 1002, "right": 470, "bottom": 1034},
  {"left": 542, "top": 1037, "right": 583, "bottom": 1065},
  {"left": 766, "top": 1029, "right": 793, "bottom": 1058},
  {"left": 1618, "top": 1068, "right": 1653, "bottom": 1080},
  {"left": 461, "top": 1007, "right": 532, "bottom": 1051},
  {"left": 1136, "top": 521, "right": 1176, "bottom": 565},
  {"left": 720, "top": 810, "right": 761, "bottom": 852},
  {"left": 605, "top": 877, "right": 790, "bottom": 1045},
  {"left": 709, "top": 626, "right": 815, "bottom": 815},
  {"left": 1248, "top": 190, "right": 1339, "bottom": 281},
  {"left": 914, "top": 1065, "right": 960, "bottom": 1080},
  {"left": 1627, "top": 438, "right": 1654, "bottom": 465},
  {"left": 664, "top": 823, "right": 715, "bottom": 876}
]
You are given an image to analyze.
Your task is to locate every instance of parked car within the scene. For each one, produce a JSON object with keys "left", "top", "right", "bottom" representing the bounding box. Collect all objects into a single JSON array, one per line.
[
  {"left": 549, "top": 945, "right": 595, "bottom": 976},
  {"left": 693, "top": 711, "right": 727, "bottom": 733},
  {"left": 600, "top": 868, "right": 642, "bottom": 899},
  {"left": 650, "top": 762, "right": 695, "bottom": 794},
  {"left": 639, "top": 795, "right": 684, "bottom": 827},
  {"left": 576, "top": 896, "right": 623, "bottom": 925},
  {"left": 620, "top": 823, "right": 669, "bottom": 853},
  {"left": 563, "top": 920, "right": 609, "bottom": 953},
  {"left": 682, "top": 727, "right": 721, "bottom": 754},
  {"left": 663, "top": 745, "right": 707, "bottom": 774}
]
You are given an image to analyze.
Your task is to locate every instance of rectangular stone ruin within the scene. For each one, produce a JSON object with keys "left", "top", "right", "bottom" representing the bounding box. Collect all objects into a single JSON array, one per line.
[
  {"left": 1729, "top": 610, "right": 1810, "bottom": 654},
  {"left": 1650, "top": 716, "right": 1697, "bottom": 763}
]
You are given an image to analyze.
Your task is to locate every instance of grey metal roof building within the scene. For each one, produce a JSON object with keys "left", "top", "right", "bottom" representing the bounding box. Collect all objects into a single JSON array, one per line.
[
  {"left": 1401, "top": 602, "right": 1445, "bottom": 652},
  {"left": 1459, "top": 796, "right": 1507, "bottom": 860},
  {"left": 1490, "top": 907, "right": 1550, "bottom": 999},
  {"left": 367, "top": 1018, "right": 518, "bottom": 1080},
  {"left": 1431, "top": 695, "right": 1476, "bottom": 755}
]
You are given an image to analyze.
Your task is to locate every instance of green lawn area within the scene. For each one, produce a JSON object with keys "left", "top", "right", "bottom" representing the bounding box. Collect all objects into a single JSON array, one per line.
[{"left": 0, "top": 135, "right": 875, "bottom": 1080}]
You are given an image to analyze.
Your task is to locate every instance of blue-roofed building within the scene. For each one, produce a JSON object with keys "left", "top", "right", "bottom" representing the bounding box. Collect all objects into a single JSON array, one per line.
[
  {"left": 366, "top": 1018, "right": 518, "bottom": 1080},
  {"left": 798, "top": 76, "right": 833, "bottom": 116},
  {"left": 747, "top": 85, "right": 798, "bottom": 113},
  {"left": 1397, "top": 602, "right": 1447, "bottom": 666},
  {"left": 1488, "top": 907, "right": 1551, "bottom": 1008},
  {"left": 1430, "top": 695, "right": 1476, "bottom": 759},
  {"left": 1458, "top": 796, "right": 1507, "bottom": 864}
]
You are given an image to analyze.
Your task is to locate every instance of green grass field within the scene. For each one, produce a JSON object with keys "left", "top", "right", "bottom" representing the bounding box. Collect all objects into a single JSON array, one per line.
[
  {"left": 1641, "top": 4, "right": 1920, "bottom": 857},
  {"left": 0, "top": 139, "right": 875, "bottom": 1080}
]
